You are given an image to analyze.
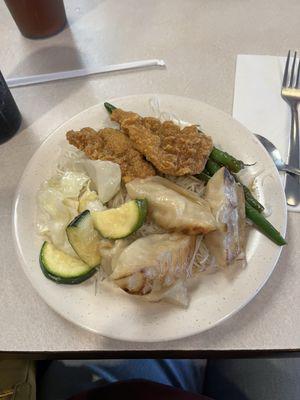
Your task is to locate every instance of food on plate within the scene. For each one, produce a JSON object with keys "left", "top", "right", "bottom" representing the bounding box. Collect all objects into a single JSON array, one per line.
[
  {"left": 126, "top": 176, "right": 216, "bottom": 235},
  {"left": 198, "top": 156, "right": 286, "bottom": 246},
  {"left": 110, "top": 233, "right": 197, "bottom": 302},
  {"left": 36, "top": 170, "right": 91, "bottom": 255},
  {"left": 204, "top": 167, "right": 246, "bottom": 268},
  {"left": 91, "top": 199, "right": 148, "bottom": 239},
  {"left": 66, "top": 127, "right": 155, "bottom": 182},
  {"left": 108, "top": 106, "right": 213, "bottom": 176},
  {"left": 36, "top": 101, "right": 286, "bottom": 306},
  {"left": 78, "top": 183, "right": 105, "bottom": 213},
  {"left": 66, "top": 210, "right": 102, "bottom": 267},
  {"left": 245, "top": 202, "right": 286, "bottom": 246},
  {"left": 209, "top": 146, "right": 245, "bottom": 173},
  {"left": 40, "top": 242, "right": 97, "bottom": 284},
  {"left": 81, "top": 160, "right": 121, "bottom": 204},
  {"left": 204, "top": 158, "right": 264, "bottom": 213}
]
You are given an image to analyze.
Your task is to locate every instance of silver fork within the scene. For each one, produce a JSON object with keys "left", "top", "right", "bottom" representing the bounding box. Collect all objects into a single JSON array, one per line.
[{"left": 281, "top": 50, "right": 300, "bottom": 206}]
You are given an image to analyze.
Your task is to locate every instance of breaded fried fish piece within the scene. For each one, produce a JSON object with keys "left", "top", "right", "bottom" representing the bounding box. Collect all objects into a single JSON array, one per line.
[
  {"left": 111, "top": 108, "right": 213, "bottom": 176},
  {"left": 66, "top": 127, "right": 156, "bottom": 182}
]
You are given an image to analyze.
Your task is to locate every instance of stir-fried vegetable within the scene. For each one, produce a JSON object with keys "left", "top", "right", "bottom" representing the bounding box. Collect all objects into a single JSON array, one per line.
[
  {"left": 104, "top": 102, "right": 117, "bottom": 114},
  {"left": 245, "top": 203, "right": 286, "bottom": 246},
  {"left": 242, "top": 184, "right": 264, "bottom": 214},
  {"left": 206, "top": 158, "right": 221, "bottom": 176},
  {"left": 209, "top": 147, "right": 245, "bottom": 173},
  {"left": 197, "top": 172, "right": 211, "bottom": 183}
]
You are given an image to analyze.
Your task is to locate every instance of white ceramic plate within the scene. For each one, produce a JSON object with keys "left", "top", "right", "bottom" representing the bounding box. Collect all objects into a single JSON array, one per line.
[{"left": 13, "top": 94, "right": 287, "bottom": 342}]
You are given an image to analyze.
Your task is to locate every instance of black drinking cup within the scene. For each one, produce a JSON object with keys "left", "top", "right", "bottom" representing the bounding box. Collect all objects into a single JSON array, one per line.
[{"left": 0, "top": 71, "right": 22, "bottom": 143}]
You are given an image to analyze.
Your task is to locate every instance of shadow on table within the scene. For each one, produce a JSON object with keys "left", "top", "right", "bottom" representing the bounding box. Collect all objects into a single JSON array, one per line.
[{"left": 6, "top": 27, "right": 87, "bottom": 135}]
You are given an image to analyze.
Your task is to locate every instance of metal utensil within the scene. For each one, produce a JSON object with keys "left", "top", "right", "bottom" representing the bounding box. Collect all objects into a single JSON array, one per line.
[
  {"left": 6, "top": 59, "right": 166, "bottom": 88},
  {"left": 281, "top": 50, "right": 300, "bottom": 206},
  {"left": 255, "top": 133, "right": 300, "bottom": 176}
]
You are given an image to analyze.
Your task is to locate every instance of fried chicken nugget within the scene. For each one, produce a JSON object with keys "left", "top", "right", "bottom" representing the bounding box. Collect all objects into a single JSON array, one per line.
[
  {"left": 66, "top": 127, "right": 156, "bottom": 182},
  {"left": 111, "top": 108, "right": 213, "bottom": 176}
]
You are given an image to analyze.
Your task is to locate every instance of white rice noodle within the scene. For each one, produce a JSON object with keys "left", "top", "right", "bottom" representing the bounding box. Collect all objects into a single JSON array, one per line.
[
  {"left": 166, "top": 175, "right": 206, "bottom": 198},
  {"left": 107, "top": 185, "right": 129, "bottom": 208}
]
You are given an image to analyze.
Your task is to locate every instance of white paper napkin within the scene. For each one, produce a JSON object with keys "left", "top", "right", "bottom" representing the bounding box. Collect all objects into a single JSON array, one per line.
[{"left": 233, "top": 54, "right": 299, "bottom": 212}]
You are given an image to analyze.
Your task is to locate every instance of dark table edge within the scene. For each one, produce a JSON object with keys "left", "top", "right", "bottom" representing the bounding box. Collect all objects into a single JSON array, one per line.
[{"left": 1, "top": 349, "right": 299, "bottom": 360}]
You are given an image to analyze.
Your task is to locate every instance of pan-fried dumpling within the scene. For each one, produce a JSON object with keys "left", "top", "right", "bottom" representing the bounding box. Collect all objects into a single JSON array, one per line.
[
  {"left": 126, "top": 176, "right": 216, "bottom": 235},
  {"left": 204, "top": 167, "right": 246, "bottom": 268},
  {"left": 110, "top": 233, "right": 198, "bottom": 302}
]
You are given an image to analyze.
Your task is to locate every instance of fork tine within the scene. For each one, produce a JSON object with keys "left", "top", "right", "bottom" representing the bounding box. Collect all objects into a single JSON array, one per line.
[
  {"left": 289, "top": 51, "right": 297, "bottom": 87},
  {"left": 282, "top": 50, "right": 291, "bottom": 87},
  {"left": 296, "top": 57, "right": 300, "bottom": 88}
]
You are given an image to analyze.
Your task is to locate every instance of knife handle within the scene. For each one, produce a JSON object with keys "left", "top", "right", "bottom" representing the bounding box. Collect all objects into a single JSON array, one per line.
[{"left": 285, "top": 105, "right": 300, "bottom": 206}]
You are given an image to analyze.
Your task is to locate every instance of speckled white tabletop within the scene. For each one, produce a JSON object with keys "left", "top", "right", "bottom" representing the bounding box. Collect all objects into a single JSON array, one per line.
[{"left": 1, "top": 0, "right": 299, "bottom": 353}]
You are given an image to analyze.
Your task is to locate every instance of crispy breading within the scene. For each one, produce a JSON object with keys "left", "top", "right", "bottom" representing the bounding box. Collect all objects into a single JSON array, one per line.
[
  {"left": 66, "top": 127, "right": 156, "bottom": 182},
  {"left": 111, "top": 108, "right": 213, "bottom": 176}
]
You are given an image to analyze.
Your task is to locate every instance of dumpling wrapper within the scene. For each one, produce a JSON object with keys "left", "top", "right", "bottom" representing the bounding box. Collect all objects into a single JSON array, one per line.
[
  {"left": 126, "top": 176, "right": 216, "bottom": 235},
  {"left": 204, "top": 167, "right": 246, "bottom": 268},
  {"left": 111, "top": 233, "right": 198, "bottom": 300}
]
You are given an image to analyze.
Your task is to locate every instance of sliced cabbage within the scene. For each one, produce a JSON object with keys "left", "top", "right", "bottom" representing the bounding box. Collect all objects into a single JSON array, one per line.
[
  {"left": 37, "top": 171, "right": 91, "bottom": 255},
  {"left": 56, "top": 144, "right": 87, "bottom": 174},
  {"left": 82, "top": 160, "right": 121, "bottom": 204},
  {"left": 56, "top": 145, "right": 121, "bottom": 204},
  {"left": 78, "top": 182, "right": 106, "bottom": 213}
]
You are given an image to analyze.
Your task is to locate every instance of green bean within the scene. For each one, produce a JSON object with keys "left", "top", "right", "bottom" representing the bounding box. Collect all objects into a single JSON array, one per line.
[
  {"left": 206, "top": 158, "right": 221, "bottom": 176},
  {"left": 195, "top": 172, "right": 211, "bottom": 182},
  {"left": 245, "top": 202, "right": 286, "bottom": 246},
  {"left": 210, "top": 147, "right": 244, "bottom": 173},
  {"left": 104, "top": 102, "right": 117, "bottom": 114},
  {"left": 242, "top": 184, "right": 264, "bottom": 213},
  {"left": 202, "top": 167, "right": 211, "bottom": 177}
]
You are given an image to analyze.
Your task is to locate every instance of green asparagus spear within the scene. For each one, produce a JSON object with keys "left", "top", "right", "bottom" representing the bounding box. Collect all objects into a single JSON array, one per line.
[
  {"left": 104, "top": 102, "right": 117, "bottom": 114},
  {"left": 245, "top": 202, "right": 286, "bottom": 246},
  {"left": 210, "top": 147, "right": 244, "bottom": 173}
]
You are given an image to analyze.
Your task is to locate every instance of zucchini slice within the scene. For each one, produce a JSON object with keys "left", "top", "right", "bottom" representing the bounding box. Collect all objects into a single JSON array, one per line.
[
  {"left": 92, "top": 199, "right": 147, "bottom": 239},
  {"left": 39, "top": 242, "right": 96, "bottom": 284},
  {"left": 66, "top": 210, "right": 102, "bottom": 267}
]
